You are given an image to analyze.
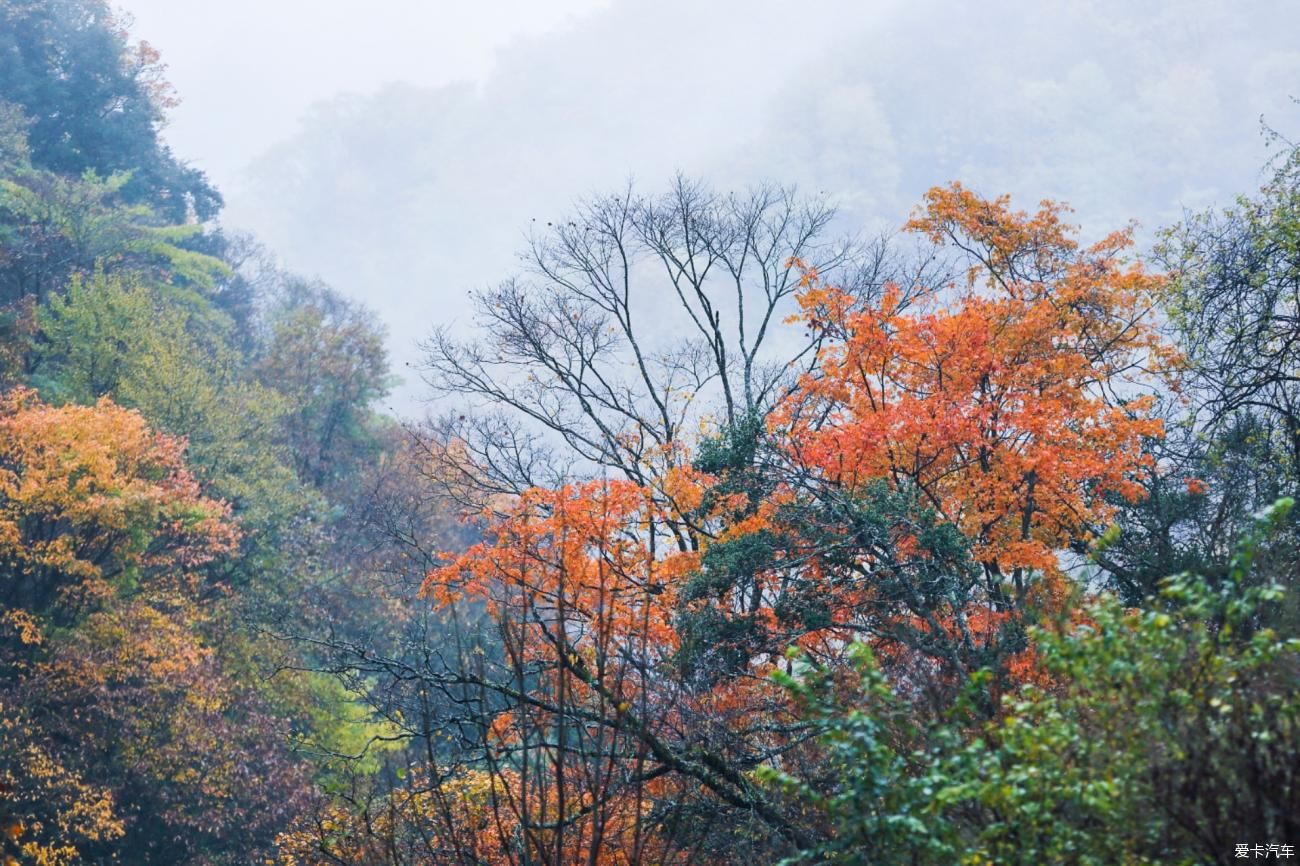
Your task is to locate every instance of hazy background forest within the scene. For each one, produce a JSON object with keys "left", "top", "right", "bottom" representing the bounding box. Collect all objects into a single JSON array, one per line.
[
  {"left": 120, "top": 0, "right": 1300, "bottom": 409},
  {"left": 0, "top": 1, "right": 1298, "bottom": 864}
]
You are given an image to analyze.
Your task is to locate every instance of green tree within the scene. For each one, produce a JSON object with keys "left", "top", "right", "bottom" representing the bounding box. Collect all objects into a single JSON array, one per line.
[
  {"left": 0, "top": 0, "right": 220, "bottom": 220},
  {"left": 37, "top": 268, "right": 321, "bottom": 588},
  {"left": 1097, "top": 134, "right": 1300, "bottom": 625},
  {"left": 0, "top": 161, "right": 229, "bottom": 303},
  {"left": 257, "top": 280, "right": 390, "bottom": 492},
  {"left": 769, "top": 499, "right": 1300, "bottom": 866}
]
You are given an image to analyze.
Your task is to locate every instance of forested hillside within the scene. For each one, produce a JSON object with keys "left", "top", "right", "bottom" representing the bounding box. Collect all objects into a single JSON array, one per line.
[{"left": 0, "top": 3, "right": 1297, "bottom": 865}]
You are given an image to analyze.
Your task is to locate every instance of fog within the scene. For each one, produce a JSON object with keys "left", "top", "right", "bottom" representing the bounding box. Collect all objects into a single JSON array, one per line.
[{"left": 123, "top": 0, "right": 1300, "bottom": 410}]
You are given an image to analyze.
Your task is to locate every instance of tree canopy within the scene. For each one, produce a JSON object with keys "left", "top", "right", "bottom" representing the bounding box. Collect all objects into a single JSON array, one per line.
[{"left": 1, "top": 4, "right": 1297, "bottom": 864}]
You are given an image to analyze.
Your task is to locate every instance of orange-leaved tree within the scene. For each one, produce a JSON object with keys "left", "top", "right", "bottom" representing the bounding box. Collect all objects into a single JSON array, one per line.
[
  {"left": 425, "top": 478, "right": 745, "bottom": 864},
  {"left": 425, "top": 465, "right": 847, "bottom": 862},
  {"left": 0, "top": 387, "right": 310, "bottom": 865},
  {"left": 0, "top": 386, "right": 238, "bottom": 624},
  {"left": 777, "top": 184, "right": 1173, "bottom": 611}
]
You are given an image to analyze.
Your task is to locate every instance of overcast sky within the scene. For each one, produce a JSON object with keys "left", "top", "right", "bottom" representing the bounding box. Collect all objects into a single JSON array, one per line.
[{"left": 122, "top": 0, "right": 1300, "bottom": 411}]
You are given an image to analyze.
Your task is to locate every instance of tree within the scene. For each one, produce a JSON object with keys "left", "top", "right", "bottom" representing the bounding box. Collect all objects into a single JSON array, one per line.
[
  {"left": 0, "top": 386, "right": 237, "bottom": 619},
  {"left": 0, "top": 0, "right": 220, "bottom": 221},
  {"left": 426, "top": 477, "right": 818, "bottom": 862},
  {"left": 420, "top": 177, "right": 935, "bottom": 503},
  {"left": 669, "top": 184, "right": 1176, "bottom": 710},
  {"left": 779, "top": 184, "right": 1172, "bottom": 608},
  {"left": 1098, "top": 134, "right": 1300, "bottom": 626},
  {"left": 0, "top": 9, "right": 457, "bottom": 862},
  {"left": 274, "top": 767, "right": 523, "bottom": 866},
  {"left": 0, "top": 160, "right": 229, "bottom": 304},
  {"left": 1160, "top": 133, "right": 1300, "bottom": 470},
  {"left": 30, "top": 590, "right": 313, "bottom": 865},
  {"left": 256, "top": 279, "right": 391, "bottom": 492},
  {"left": 35, "top": 268, "right": 322, "bottom": 587},
  {"left": 409, "top": 179, "right": 941, "bottom": 861},
  {"left": 0, "top": 388, "right": 328, "bottom": 865},
  {"left": 0, "top": 388, "right": 308, "bottom": 864},
  {"left": 0, "top": 698, "right": 124, "bottom": 866},
  {"left": 767, "top": 498, "right": 1300, "bottom": 866}
]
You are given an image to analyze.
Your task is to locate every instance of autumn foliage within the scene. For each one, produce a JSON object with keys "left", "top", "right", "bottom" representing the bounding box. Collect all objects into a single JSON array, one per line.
[
  {"left": 781, "top": 185, "right": 1170, "bottom": 586},
  {"left": 0, "top": 389, "right": 310, "bottom": 865},
  {"left": 0, "top": 387, "right": 238, "bottom": 622},
  {"left": 389, "top": 184, "right": 1190, "bottom": 863},
  {"left": 4, "top": 12, "right": 1292, "bottom": 857},
  {"left": 424, "top": 481, "right": 709, "bottom": 862}
]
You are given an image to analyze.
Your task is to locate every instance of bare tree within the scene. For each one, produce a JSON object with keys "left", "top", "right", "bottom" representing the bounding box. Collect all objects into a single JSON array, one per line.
[{"left": 420, "top": 176, "right": 938, "bottom": 506}]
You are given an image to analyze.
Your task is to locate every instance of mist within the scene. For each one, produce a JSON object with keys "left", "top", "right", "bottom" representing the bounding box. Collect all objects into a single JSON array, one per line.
[
  {"left": 8, "top": 3, "right": 1300, "bottom": 859},
  {"left": 125, "top": 0, "right": 1300, "bottom": 410}
]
